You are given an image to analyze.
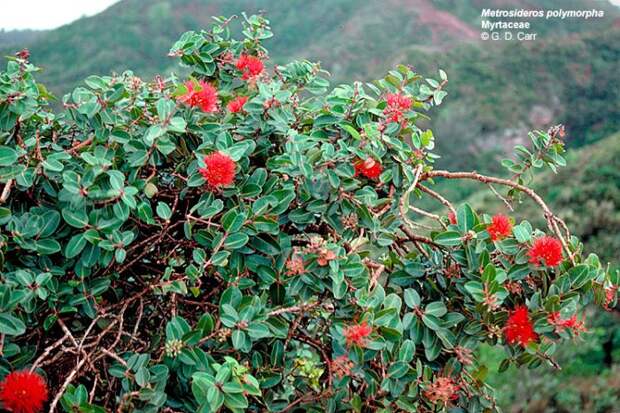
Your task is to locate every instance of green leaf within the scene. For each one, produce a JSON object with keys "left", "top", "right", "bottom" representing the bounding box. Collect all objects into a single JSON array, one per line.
[
  {"left": 224, "top": 392, "right": 249, "bottom": 410},
  {"left": 388, "top": 361, "right": 409, "bottom": 379},
  {"left": 232, "top": 329, "right": 247, "bottom": 350},
  {"left": 404, "top": 289, "right": 421, "bottom": 308},
  {"left": 457, "top": 204, "right": 477, "bottom": 232},
  {"left": 168, "top": 117, "right": 187, "bottom": 133},
  {"left": 65, "top": 234, "right": 87, "bottom": 258},
  {"left": 156, "top": 202, "right": 172, "bottom": 220},
  {"left": 340, "top": 124, "right": 361, "bottom": 140},
  {"left": 246, "top": 322, "right": 271, "bottom": 340},
  {"left": 421, "top": 314, "right": 443, "bottom": 331},
  {"left": 424, "top": 301, "right": 447, "bottom": 317},
  {"left": 513, "top": 222, "right": 532, "bottom": 243},
  {"left": 399, "top": 340, "right": 416, "bottom": 362},
  {"left": 62, "top": 208, "right": 89, "bottom": 228},
  {"left": 224, "top": 232, "right": 249, "bottom": 250},
  {"left": 464, "top": 281, "right": 485, "bottom": 302},
  {"left": 0, "top": 146, "right": 18, "bottom": 166},
  {"left": 36, "top": 239, "right": 61, "bottom": 255},
  {"left": 0, "top": 313, "right": 26, "bottom": 336},
  {"left": 222, "top": 209, "right": 245, "bottom": 232},
  {"left": 157, "top": 98, "right": 176, "bottom": 121},
  {"left": 433, "top": 231, "right": 461, "bottom": 246}
]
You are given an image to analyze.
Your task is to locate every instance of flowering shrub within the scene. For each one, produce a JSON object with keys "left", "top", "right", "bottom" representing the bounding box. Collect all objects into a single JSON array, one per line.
[{"left": 0, "top": 14, "right": 617, "bottom": 413}]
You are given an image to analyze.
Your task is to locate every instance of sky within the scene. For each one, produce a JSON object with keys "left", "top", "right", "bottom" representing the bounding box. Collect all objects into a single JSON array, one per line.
[
  {"left": 0, "top": 0, "right": 619, "bottom": 31},
  {"left": 0, "top": 0, "right": 120, "bottom": 31}
]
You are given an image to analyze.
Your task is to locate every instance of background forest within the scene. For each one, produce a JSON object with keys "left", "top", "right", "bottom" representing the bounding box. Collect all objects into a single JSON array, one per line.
[{"left": 1, "top": 0, "right": 618, "bottom": 411}]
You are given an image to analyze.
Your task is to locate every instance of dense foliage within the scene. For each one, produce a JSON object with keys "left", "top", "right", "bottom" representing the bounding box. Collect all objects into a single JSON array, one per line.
[{"left": 0, "top": 14, "right": 618, "bottom": 413}]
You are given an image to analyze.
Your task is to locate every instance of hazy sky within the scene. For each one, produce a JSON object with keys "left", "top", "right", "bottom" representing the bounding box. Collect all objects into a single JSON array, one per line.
[
  {"left": 0, "top": 0, "right": 120, "bottom": 31},
  {"left": 0, "top": 0, "right": 619, "bottom": 31}
]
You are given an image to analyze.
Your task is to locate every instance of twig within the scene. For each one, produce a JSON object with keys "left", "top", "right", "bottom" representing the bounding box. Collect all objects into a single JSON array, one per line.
[
  {"left": 48, "top": 357, "right": 87, "bottom": 412},
  {"left": 418, "top": 184, "right": 457, "bottom": 218},
  {"left": 268, "top": 302, "right": 322, "bottom": 317},
  {"left": 398, "top": 164, "right": 424, "bottom": 230},
  {"left": 101, "top": 349, "right": 128, "bottom": 367},
  {"left": 0, "top": 179, "right": 13, "bottom": 203},
  {"left": 30, "top": 333, "right": 69, "bottom": 372},
  {"left": 488, "top": 184, "right": 514, "bottom": 212}
]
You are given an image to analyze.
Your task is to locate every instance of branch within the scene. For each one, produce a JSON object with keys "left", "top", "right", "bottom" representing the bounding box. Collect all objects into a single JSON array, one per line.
[
  {"left": 418, "top": 184, "right": 457, "bottom": 219},
  {"left": 398, "top": 164, "right": 424, "bottom": 230},
  {"left": 423, "top": 170, "right": 575, "bottom": 265},
  {"left": 0, "top": 179, "right": 13, "bottom": 203}
]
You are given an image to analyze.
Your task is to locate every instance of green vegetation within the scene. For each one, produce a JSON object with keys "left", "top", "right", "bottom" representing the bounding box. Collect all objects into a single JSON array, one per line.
[
  {"left": 1, "top": 1, "right": 619, "bottom": 411},
  {"left": 433, "top": 133, "right": 620, "bottom": 412}
]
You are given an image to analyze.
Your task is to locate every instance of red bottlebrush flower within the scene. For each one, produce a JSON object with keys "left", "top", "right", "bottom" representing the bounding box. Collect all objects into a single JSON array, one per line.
[
  {"left": 227, "top": 96, "right": 248, "bottom": 113},
  {"left": 332, "top": 355, "right": 354, "bottom": 379},
  {"left": 383, "top": 92, "right": 412, "bottom": 124},
  {"left": 528, "top": 236, "right": 563, "bottom": 267},
  {"left": 448, "top": 211, "right": 457, "bottom": 225},
  {"left": 178, "top": 80, "right": 219, "bottom": 113},
  {"left": 504, "top": 306, "right": 538, "bottom": 347},
  {"left": 198, "top": 152, "right": 236, "bottom": 188},
  {"left": 353, "top": 158, "right": 383, "bottom": 179},
  {"left": 343, "top": 321, "right": 373, "bottom": 347},
  {"left": 235, "top": 54, "right": 264, "bottom": 80},
  {"left": 487, "top": 214, "right": 513, "bottom": 241},
  {"left": 424, "top": 376, "right": 460, "bottom": 404},
  {"left": 548, "top": 312, "right": 587, "bottom": 336},
  {"left": 0, "top": 370, "right": 48, "bottom": 413}
]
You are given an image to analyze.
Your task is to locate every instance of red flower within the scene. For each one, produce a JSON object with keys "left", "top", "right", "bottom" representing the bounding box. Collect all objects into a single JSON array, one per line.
[
  {"left": 343, "top": 321, "right": 372, "bottom": 347},
  {"left": 0, "top": 370, "right": 48, "bottom": 413},
  {"left": 353, "top": 158, "right": 383, "bottom": 179},
  {"left": 178, "top": 81, "right": 219, "bottom": 113},
  {"left": 384, "top": 93, "right": 412, "bottom": 124},
  {"left": 199, "top": 152, "right": 236, "bottom": 188},
  {"left": 528, "top": 236, "right": 563, "bottom": 267},
  {"left": 448, "top": 211, "right": 457, "bottom": 225},
  {"left": 424, "top": 376, "right": 460, "bottom": 404},
  {"left": 548, "top": 312, "right": 587, "bottom": 335},
  {"left": 487, "top": 214, "right": 512, "bottom": 241},
  {"left": 504, "top": 306, "right": 538, "bottom": 347},
  {"left": 235, "top": 54, "right": 264, "bottom": 80},
  {"left": 227, "top": 96, "right": 248, "bottom": 113}
]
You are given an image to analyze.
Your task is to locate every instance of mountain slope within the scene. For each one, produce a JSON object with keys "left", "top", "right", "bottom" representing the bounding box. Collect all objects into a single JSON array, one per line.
[
  {"left": 411, "top": 28, "right": 620, "bottom": 169},
  {"left": 2, "top": 0, "right": 618, "bottom": 95}
]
